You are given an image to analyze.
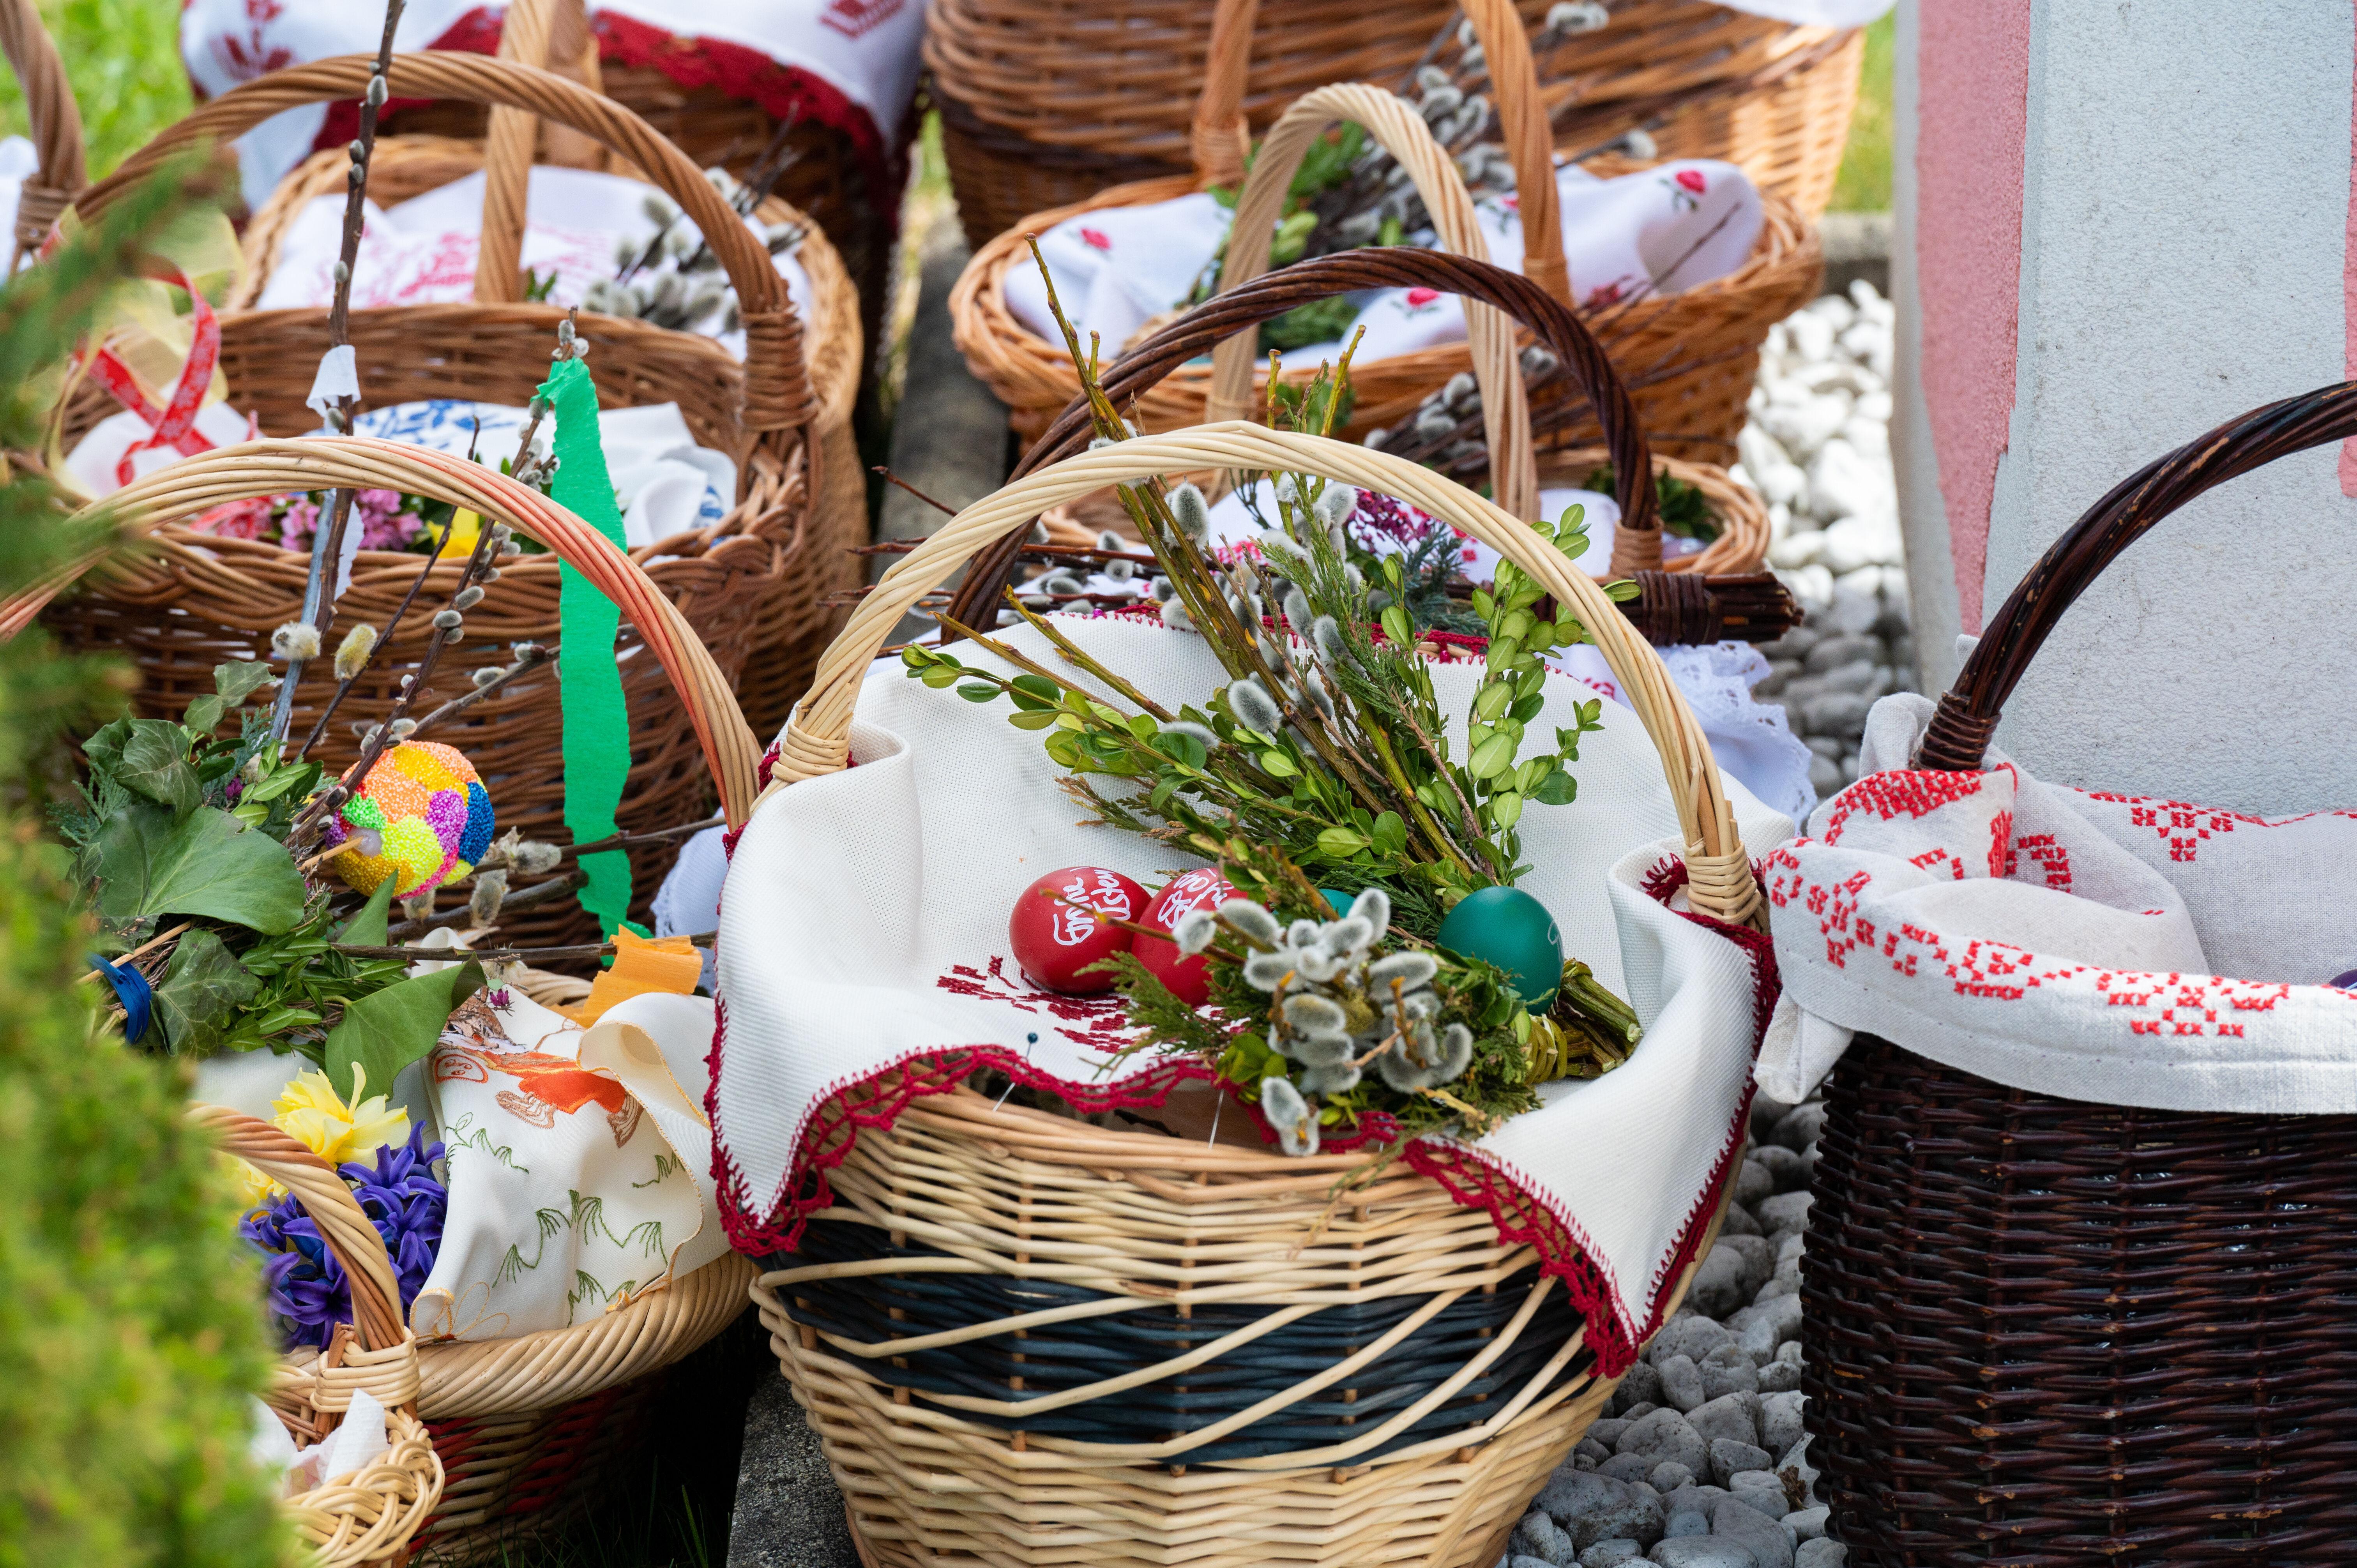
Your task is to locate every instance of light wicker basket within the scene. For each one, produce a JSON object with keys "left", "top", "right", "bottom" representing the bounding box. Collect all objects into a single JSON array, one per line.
[
  {"left": 949, "top": 0, "right": 1820, "bottom": 465},
  {"left": 0, "top": 0, "right": 81, "bottom": 270},
  {"left": 57, "top": 51, "right": 846, "bottom": 946},
  {"left": 742, "top": 413, "right": 1765, "bottom": 1566},
  {"left": 41, "top": 441, "right": 764, "bottom": 1564},
  {"left": 926, "top": 0, "right": 1861, "bottom": 246},
  {"left": 198, "top": 1104, "right": 446, "bottom": 1568}
]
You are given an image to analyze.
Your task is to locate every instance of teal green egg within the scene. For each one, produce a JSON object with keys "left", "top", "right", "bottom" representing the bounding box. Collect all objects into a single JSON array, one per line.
[
  {"left": 1436, "top": 886, "right": 1564, "bottom": 1012},
  {"left": 1322, "top": 888, "right": 1354, "bottom": 918}
]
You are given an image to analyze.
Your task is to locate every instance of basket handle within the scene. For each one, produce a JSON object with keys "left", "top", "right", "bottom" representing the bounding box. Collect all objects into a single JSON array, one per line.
[
  {"left": 1187, "top": 0, "right": 1260, "bottom": 187},
  {"left": 778, "top": 424, "right": 1759, "bottom": 927},
  {"left": 196, "top": 1104, "right": 408, "bottom": 1354},
  {"left": 1919, "top": 381, "right": 2357, "bottom": 773},
  {"left": 79, "top": 52, "right": 815, "bottom": 437},
  {"left": 479, "top": 0, "right": 608, "bottom": 303},
  {"left": 945, "top": 246, "right": 1662, "bottom": 632},
  {"left": 0, "top": 0, "right": 82, "bottom": 268},
  {"left": 2, "top": 436, "right": 763, "bottom": 827},
  {"left": 1461, "top": 0, "right": 1569, "bottom": 309},
  {"left": 1205, "top": 83, "right": 1538, "bottom": 524}
]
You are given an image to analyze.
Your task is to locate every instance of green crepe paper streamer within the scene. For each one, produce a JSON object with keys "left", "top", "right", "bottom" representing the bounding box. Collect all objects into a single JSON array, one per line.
[{"left": 541, "top": 356, "right": 647, "bottom": 942}]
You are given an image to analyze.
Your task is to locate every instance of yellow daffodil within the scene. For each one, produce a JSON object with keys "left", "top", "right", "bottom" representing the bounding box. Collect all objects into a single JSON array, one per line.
[{"left": 239, "top": 1066, "right": 411, "bottom": 1205}]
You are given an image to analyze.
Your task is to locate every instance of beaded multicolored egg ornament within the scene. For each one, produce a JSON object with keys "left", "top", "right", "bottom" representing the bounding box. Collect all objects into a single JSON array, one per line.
[{"left": 326, "top": 741, "right": 495, "bottom": 897}]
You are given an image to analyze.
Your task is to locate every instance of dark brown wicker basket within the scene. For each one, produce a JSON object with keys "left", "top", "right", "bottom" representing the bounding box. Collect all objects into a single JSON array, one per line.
[{"left": 1801, "top": 380, "right": 2357, "bottom": 1567}]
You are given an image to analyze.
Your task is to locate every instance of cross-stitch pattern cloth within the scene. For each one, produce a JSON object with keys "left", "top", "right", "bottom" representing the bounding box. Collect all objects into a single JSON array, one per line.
[
  {"left": 710, "top": 613, "right": 1793, "bottom": 1367},
  {"left": 1763, "top": 691, "right": 2357, "bottom": 1111},
  {"left": 180, "top": 0, "right": 926, "bottom": 205},
  {"left": 1001, "top": 159, "right": 1763, "bottom": 367}
]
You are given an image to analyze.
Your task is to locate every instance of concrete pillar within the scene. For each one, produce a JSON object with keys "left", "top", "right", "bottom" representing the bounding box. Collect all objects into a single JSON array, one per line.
[{"left": 1894, "top": 0, "right": 2357, "bottom": 810}]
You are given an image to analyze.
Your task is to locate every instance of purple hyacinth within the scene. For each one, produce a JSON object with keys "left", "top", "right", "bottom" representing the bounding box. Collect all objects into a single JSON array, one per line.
[{"left": 242, "top": 1124, "right": 447, "bottom": 1352}]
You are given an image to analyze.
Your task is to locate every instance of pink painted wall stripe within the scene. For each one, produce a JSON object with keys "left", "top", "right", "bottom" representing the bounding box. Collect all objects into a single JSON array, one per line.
[{"left": 1914, "top": 0, "right": 2031, "bottom": 632}]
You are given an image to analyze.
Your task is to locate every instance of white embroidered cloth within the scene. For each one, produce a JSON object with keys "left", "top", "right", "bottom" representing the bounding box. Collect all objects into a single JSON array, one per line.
[
  {"left": 252, "top": 165, "right": 811, "bottom": 363},
  {"left": 193, "top": 984, "right": 731, "bottom": 1340},
  {"left": 711, "top": 613, "right": 1792, "bottom": 1367},
  {"left": 181, "top": 0, "right": 927, "bottom": 206},
  {"left": 1763, "top": 691, "right": 2357, "bottom": 1111},
  {"left": 1001, "top": 159, "right": 1764, "bottom": 366}
]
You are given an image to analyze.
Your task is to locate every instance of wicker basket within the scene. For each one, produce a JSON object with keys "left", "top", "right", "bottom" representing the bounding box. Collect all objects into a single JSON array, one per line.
[
  {"left": 1803, "top": 382, "right": 2357, "bottom": 1566},
  {"left": 0, "top": 0, "right": 81, "bottom": 269},
  {"left": 39, "top": 440, "right": 764, "bottom": 1563},
  {"left": 222, "top": 30, "right": 870, "bottom": 740},
  {"left": 949, "top": 0, "right": 1820, "bottom": 463},
  {"left": 373, "top": 0, "right": 899, "bottom": 377},
  {"left": 198, "top": 1104, "right": 446, "bottom": 1568},
  {"left": 55, "top": 52, "right": 840, "bottom": 945},
  {"left": 927, "top": 0, "right": 1861, "bottom": 245},
  {"left": 747, "top": 413, "right": 1765, "bottom": 1566},
  {"left": 947, "top": 249, "right": 1769, "bottom": 644}
]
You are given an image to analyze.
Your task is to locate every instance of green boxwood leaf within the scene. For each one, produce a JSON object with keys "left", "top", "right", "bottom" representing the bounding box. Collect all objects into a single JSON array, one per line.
[
  {"left": 956, "top": 682, "right": 1000, "bottom": 703},
  {"left": 326, "top": 961, "right": 484, "bottom": 1102},
  {"left": 1371, "top": 810, "right": 1408, "bottom": 856},
  {"left": 1316, "top": 826, "right": 1370, "bottom": 858},
  {"left": 1156, "top": 731, "right": 1208, "bottom": 769},
  {"left": 1534, "top": 769, "right": 1578, "bottom": 806},
  {"left": 1258, "top": 749, "right": 1299, "bottom": 778},
  {"left": 115, "top": 719, "right": 198, "bottom": 814},
  {"left": 151, "top": 929, "right": 258, "bottom": 1055},
  {"left": 1009, "top": 674, "right": 1060, "bottom": 710},
  {"left": 1468, "top": 732, "right": 1518, "bottom": 780},
  {"left": 1006, "top": 709, "right": 1060, "bottom": 730},
  {"left": 96, "top": 805, "right": 309, "bottom": 933}
]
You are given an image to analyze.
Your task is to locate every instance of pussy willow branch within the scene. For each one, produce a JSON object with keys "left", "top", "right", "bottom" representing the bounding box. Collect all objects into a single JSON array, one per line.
[
  {"left": 270, "top": 0, "right": 405, "bottom": 746},
  {"left": 289, "top": 509, "right": 452, "bottom": 763}
]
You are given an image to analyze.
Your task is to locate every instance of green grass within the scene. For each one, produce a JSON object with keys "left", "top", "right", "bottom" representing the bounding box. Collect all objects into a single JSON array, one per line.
[
  {"left": 0, "top": 0, "right": 189, "bottom": 178},
  {"left": 1829, "top": 12, "right": 1894, "bottom": 213}
]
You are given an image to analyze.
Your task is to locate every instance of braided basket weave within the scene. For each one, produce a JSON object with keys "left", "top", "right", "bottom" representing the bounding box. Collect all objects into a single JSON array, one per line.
[
  {"left": 0, "top": 0, "right": 80, "bottom": 269},
  {"left": 53, "top": 51, "right": 839, "bottom": 946},
  {"left": 34, "top": 441, "right": 763, "bottom": 1564},
  {"left": 745, "top": 358, "right": 1765, "bottom": 1560},
  {"left": 949, "top": 0, "right": 1820, "bottom": 463},
  {"left": 1804, "top": 382, "right": 2357, "bottom": 1566},
  {"left": 199, "top": 1105, "right": 446, "bottom": 1568},
  {"left": 927, "top": 0, "right": 1861, "bottom": 246}
]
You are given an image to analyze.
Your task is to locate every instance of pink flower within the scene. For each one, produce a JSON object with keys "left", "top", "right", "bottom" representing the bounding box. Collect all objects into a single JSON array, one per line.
[
  {"left": 1079, "top": 227, "right": 1111, "bottom": 252},
  {"left": 355, "top": 488, "right": 403, "bottom": 517},
  {"left": 1404, "top": 287, "right": 1440, "bottom": 309},
  {"left": 359, "top": 507, "right": 423, "bottom": 551},
  {"left": 279, "top": 495, "right": 321, "bottom": 549},
  {"left": 1675, "top": 169, "right": 1707, "bottom": 194}
]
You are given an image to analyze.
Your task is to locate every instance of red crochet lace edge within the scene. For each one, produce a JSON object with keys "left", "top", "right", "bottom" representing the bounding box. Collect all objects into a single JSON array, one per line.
[
  {"left": 307, "top": 6, "right": 903, "bottom": 221},
  {"left": 704, "top": 855, "right": 1777, "bottom": 1377}
]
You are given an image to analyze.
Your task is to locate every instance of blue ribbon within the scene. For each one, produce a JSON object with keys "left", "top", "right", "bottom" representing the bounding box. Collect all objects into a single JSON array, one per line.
[{"left": 90, "top": 954, "right": 153, "bottom": 1045}]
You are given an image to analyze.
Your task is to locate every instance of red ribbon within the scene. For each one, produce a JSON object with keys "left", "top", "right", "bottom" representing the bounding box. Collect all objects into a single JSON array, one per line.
[{"left": 67, "top": 257, "right": 226, "bottom": 487}]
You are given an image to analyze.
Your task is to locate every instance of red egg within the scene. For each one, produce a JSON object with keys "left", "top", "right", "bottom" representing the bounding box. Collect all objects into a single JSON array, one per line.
[
  {"left": 1008, "top": 866, "right": 1148, "bottom": 994},
  {"left": 1133, "top": 868, "right": 1239, "bottom": 1006}
]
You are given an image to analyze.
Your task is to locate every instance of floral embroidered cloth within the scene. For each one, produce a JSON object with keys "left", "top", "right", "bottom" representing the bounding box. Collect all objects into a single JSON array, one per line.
[
  {"left": 710, "top": 613, "right": 1794, "bottom": 1372},
  {"left": 180, "top": 0, "right": 926, "bottom": 207},
  {"left": 999, "top": 159, "right": 1763, "bottom": 367},
  {"left": 1762, "top": 691, "right": 2357, "bottom": 1110}
]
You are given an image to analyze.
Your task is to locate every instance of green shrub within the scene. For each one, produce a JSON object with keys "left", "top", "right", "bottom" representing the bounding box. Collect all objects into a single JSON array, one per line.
[{"left": 0, "top": 171, "right": 289, "bottom": 1568}]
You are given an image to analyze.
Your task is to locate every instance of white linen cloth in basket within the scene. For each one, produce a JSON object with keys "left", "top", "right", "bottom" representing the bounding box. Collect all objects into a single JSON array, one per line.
[
  {"left": 1764, "top": 690, "right": 2357, "bottom": 1111},
  {"left": 253, "top": 166, "right": 813, "bottom": 363},
  {"left": 710, "top": 612, "right": 1793, "bottom": 1371},
  {"left": 1000, "top": 159, "right": 1764, "bottom": 367},
  {"left": 180, "top": 0, "right": 928, "bottom": 205}
]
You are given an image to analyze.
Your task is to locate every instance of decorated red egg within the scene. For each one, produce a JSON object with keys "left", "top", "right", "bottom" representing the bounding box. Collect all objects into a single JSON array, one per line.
[
  {"left": 1009, "top": 866, "right": 1147, "bottom": 994},
  {"left": 1133, "top": 868, "right": 1238, "bottom": 1006}
]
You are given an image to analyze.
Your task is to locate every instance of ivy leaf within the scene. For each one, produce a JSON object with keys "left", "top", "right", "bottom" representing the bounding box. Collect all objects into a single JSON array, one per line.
[
  {"left": 336, "top": 878, "right": 398, "bottom": 947},
  {"left": 81, "top": 716, "right": 133, "bottom": 775},
  {"left": 95, "top": 805, "right": 309, "bottom": 933},
  {"left": 115, "top": 719, "right": 199, "bottom": 814},
  {"left": 151, "top": 928, "right": 258, "bottom": 1056},
  {"left": 325, "top": 961, "right": 484, "bottom": 1102},
  {"left": 182, "top": 695, "right": 225, "bottom": 737},
  {"left": 214, "top": 660, "right": 276, "bottom": 708}
]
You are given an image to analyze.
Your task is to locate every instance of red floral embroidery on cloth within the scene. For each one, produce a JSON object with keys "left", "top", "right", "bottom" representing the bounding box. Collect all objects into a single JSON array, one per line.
[
  {"left": 1818, "top": 766, "right": 2001, "bottom": 847},
  {"left": 709, "top": 855, "right": 1774, "bottom": 1377},
  {"left": 934, "top": 956, "right": 1135, "bottom": 1051},
  {"left": 2077, "top": 791, "right": 2357, "bottom": 865}
]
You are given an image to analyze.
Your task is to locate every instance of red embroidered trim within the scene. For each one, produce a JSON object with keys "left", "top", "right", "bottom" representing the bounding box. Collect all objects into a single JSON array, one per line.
[{"left": 709, "top": 860, "right": 1774, "bottom": 1371}]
